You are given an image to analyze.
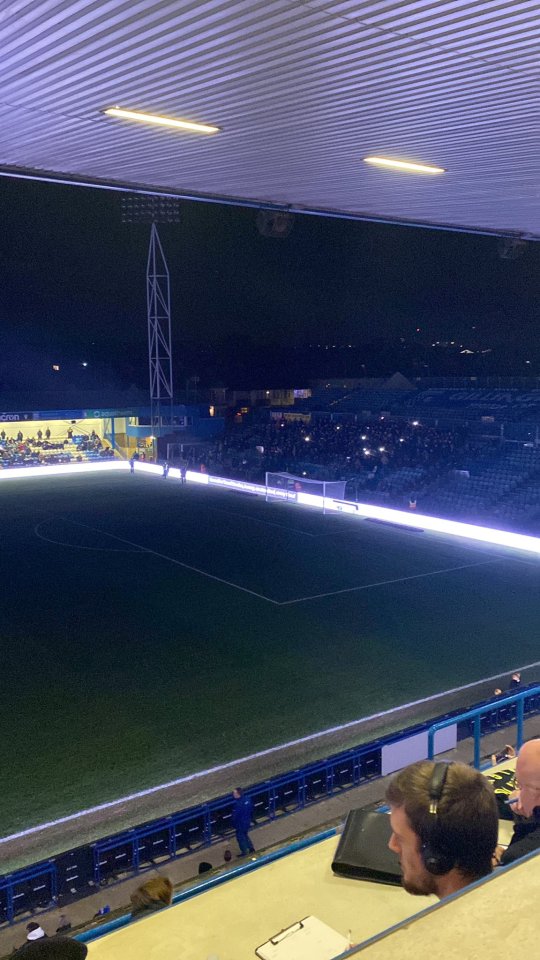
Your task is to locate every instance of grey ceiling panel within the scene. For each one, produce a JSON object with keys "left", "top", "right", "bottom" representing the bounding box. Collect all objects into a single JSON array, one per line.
[{"left": 0, "top": 0, "right": 538, "bottom": 236}]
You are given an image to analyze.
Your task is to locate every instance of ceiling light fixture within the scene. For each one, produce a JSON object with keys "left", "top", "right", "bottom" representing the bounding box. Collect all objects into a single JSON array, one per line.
[
  {"left": 363, "top": 157, "right": 445, "bottom": 174},
  {"left": 103, "top": 107, "right": 220, "bottom": 135}
]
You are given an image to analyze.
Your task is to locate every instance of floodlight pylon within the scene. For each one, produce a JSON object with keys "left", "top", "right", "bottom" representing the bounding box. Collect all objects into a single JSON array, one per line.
[
  {"left": 121, "top": 194, "right": 181, "bottom": 450},
  {"left": 147, "top": 222, "right": 173, "bottom": 436}
]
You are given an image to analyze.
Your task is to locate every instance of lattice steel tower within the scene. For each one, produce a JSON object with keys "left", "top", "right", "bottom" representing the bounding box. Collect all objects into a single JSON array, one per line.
[
  {"left": 121, "top": 195, "right": 182, "bottom": 441},
  {"left": 147, "top": 222, "right": 173, "bottom": 433}
]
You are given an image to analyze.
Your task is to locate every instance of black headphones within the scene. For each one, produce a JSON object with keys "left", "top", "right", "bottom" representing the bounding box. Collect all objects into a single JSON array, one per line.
[{"left": 420, "top": 762, "right": 456, "bottom": 876}]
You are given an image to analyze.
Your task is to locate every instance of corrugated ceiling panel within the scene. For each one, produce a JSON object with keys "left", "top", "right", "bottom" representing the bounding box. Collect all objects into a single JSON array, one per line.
[{"left": 0, "top": 0, "right": 538, "bottom": 235}]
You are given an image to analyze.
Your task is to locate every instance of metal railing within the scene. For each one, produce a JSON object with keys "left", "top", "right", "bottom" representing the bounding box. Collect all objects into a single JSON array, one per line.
[
  {"left": 428, "top": 685, "right": 540, "bottom": 768},
  {"left": 2, "top": 685, "right": 540, "bottom": 926}
]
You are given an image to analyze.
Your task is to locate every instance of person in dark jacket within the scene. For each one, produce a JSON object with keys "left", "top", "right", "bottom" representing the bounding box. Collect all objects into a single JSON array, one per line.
[
  {"left": 14, "top": 938, "right": 87, "bottom": 958},
  {"left": 232, "top": 787, "right": 255, "bottom": 856}
]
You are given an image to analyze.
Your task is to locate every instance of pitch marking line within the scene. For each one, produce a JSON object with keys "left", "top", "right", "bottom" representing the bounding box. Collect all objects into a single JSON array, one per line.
[
  {"left": 502, "top": 555, "right": 540, "bottom": 568},
  {"left": 3, "top": 657, "right": 540, "bottom": 846},
  {"left": 278, "top": 557, "right": 506, "bottom": 606},
  {"left": 34, "top": 520, "right": 136, "bottom": 553},
  {"left": 207, "top": 506, "right": 318, "bottom": 537},
  {"left": 38, "top": 520, "right": 513, "bottom": 609},
  {"left": 53, "top": 518, "right": 280, "bottom": 605}
]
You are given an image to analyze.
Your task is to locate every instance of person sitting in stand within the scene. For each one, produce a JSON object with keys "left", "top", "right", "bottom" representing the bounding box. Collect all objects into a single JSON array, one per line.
[
  {"left": 491, "top": 743, "right": 515, "bottom": 768},
  {"left": 386, "top": 760, "right": 498, "bottom": 899},
  {"left": 497, "top": 739, "right": 540, "bottom": 866},
  {"left": 130, "top": 876, "right": 173, "bottom": 918}
]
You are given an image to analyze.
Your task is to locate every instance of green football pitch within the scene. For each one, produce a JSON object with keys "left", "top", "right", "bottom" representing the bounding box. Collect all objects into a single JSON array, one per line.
[{"left": 1, "top": 470, "right": 539, "bottom": 836}]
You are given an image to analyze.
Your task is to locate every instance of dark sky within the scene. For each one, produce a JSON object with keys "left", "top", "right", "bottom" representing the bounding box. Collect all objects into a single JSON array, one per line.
[{"left": 0, "top": 176, "right": 538, "bottom": 387}]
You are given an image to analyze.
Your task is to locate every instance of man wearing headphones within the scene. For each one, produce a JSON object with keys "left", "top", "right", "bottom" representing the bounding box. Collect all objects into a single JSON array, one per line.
[{"left": 386, "top": 760, "right": 498, "bottom": 898}]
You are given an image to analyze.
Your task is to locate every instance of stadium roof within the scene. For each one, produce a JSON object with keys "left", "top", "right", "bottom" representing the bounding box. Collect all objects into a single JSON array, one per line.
[{"left": 2, "top": 1, "right": 539, "bottom": 239}]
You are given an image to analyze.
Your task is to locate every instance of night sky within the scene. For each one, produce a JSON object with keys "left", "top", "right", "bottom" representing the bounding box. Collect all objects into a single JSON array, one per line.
[{"left": 0, "top": 175, "right": 538, "bottom": 391}]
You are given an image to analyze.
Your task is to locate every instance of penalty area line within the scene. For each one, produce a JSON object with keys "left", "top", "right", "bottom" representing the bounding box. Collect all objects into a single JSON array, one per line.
[
  {"left": 60, "top": 518, "right": 279, "bottom": 605},
  {"left": 3, "top": 657, "right": 540, "bottom": 846},
  {"left": 279, "top": 557, "right": 505, "bottom": 605},
  {"left": 34, "top": 519, "right": 136, "bottom": 553},
  {"left": 208, "top": 506, "right": 318, "bottom": 537}
]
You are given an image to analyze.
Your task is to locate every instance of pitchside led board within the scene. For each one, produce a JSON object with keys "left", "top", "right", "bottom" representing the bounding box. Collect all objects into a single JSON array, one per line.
[
  {"left": 0, "top": 412, "right": 34, "bottom": 422},
  {"left": 381, "top": 725, "right": 457, "bottom": 776}
]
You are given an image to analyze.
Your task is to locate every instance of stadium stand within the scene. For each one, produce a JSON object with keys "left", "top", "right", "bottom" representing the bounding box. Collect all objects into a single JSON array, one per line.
[
  {"left": 0, "top": 430, "right": 115, "bottom": 469},
  {"left": 406, "top": 387, "right": 540, "bottom": 422},
  {"left": 189, "top": 382, "right": 540, "bottom": 530},
  {"left": 7, "top": 746, "right": 535, "bottom": 960},
  {"left": 200, "top": 417, "right": 461, "bottom": 487},
  {"left": 301, "top": 385, "right": 540, "bottom": 424},
  {"left": 420, "top": 445, "right": 540, "bottom": 526},
  {"left": 0, "top": 684, "right": 539, "bottom": 957}
]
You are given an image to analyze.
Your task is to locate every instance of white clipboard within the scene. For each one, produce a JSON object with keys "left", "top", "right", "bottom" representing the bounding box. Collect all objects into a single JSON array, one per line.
[{"left": 255, "top": 916, "right": 350, "bottom": 960}]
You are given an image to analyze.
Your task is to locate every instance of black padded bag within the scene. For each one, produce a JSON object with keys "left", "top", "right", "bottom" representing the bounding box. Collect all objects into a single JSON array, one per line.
[{"left": 332, "top": 809, "right": 402, "bottom": 885}]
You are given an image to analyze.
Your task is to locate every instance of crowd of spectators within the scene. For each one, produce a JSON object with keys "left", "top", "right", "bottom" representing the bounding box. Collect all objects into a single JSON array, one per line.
[
  {"left": 0, "top": 427, "right": 114, "bottom": 469},
  {"left": 188, "top": 413, "right": 540, "bottom": 527},
  {"left": 201, "top": 415, "right": 464, "bottom": 494}
]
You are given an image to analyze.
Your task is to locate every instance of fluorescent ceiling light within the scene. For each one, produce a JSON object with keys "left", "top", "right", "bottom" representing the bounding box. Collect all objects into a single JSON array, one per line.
[
  {"left": 104, "top": 107, "right": 220, "bottom": 135},
  {"left": 363, "top": 156, "right": 445, "bottom": 174}
]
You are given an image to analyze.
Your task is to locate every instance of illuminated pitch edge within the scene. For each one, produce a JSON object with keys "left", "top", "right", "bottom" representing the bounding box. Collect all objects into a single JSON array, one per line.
[
  {"left": 296, "top": 491, "right": 540, "bottom": 554},
  {"left": 144, "top": 462, "right": 540, "bottom": 557},
  {"left": 4, "top": 657, "right": 540, "bottom": 845},
  {"left": 0, "top": 461, "right": 128, "bottom": 480},
  {"left": 163, "top": 464, "right": 540, "bottom": 555},
  {"left": 2, "top": 460, "right": 539, "bottom": 556}
]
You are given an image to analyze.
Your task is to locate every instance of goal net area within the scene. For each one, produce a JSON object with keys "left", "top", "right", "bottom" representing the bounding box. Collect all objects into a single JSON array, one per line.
[{"left": 265, "top": 472, "right": 347, "bottom": 504}]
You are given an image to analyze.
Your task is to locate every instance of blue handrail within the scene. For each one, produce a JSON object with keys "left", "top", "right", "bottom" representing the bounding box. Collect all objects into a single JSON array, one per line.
[
  {"left": 77, "top": 828, "right": 336, "bottom": 944},
  {"left": 427, "top": 685, "right": 540, "bottom": 768},
  {"left": 2, "top": 684, "right": 539, "bottom": 926}
]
